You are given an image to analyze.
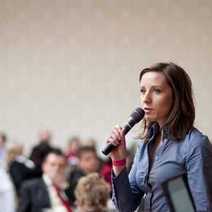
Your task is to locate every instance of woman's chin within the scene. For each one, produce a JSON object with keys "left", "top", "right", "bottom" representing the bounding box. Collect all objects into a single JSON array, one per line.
[{"left": 145, "top": 116, "right": 156, "bottom": 122}]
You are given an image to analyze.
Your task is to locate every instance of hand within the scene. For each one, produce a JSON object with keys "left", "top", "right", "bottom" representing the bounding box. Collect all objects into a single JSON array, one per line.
[{"left": 106, "top": 125, "right": 128, "bottom": 161}]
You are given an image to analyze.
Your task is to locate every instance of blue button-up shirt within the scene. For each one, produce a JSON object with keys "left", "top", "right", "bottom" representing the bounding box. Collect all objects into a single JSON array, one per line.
[{"left": 112, "top": 128, "right": 212, "bottom": 212}]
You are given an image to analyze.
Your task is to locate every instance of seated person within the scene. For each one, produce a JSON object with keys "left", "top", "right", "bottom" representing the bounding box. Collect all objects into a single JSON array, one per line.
[
  {"left": 18, "top": 148, "right": 72, "bottom": 212},
  {"left": 7, "top": 143, "right": 36, "bottom": 196},
  {"left": 67, "top": 146, "right": 100, "bottom": 205},
  {"left": 75, "top": 173, "right": 110, "bottom": 212}
]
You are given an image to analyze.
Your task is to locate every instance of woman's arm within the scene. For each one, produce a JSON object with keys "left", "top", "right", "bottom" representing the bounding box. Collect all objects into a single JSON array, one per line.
[
  {"left": 185, "top": 132, "right": 212, "bottom": 212},
  {"left": 112, "top": 144, "right": 144, "bottom": 212}
]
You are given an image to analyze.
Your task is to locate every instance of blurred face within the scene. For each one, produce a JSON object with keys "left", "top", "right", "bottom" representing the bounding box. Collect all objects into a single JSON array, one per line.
[
  {"left": 39, "top": 130, "right": 51, "bottom": 143},
  {"left": 0, "top": 140, "right": 4, "bottom": 148},
  {"left": 79, "top": 151, "right": 99, "bottom": 174},
  {"left": 42, "top": 153, "right": 66, "bottom": 182},
  {"left": 140, "top": 72, "right": 173, "bottom": 127},
  {"left": 0, "top": 136, "right": 6, "bottom": 148},
  {"left": 69, "top": 140, "right": 80, "bottom": 153}
]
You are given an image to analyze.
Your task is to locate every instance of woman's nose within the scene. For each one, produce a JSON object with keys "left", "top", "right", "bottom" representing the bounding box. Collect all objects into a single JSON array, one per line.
[{"left": 143, "top": 92, "right": 152, "bottom": 103}]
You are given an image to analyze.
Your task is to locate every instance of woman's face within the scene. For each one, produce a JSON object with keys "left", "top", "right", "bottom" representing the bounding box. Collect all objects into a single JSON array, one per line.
[{"left": 140, "top": 71, "right": 173, "bottom": 127}]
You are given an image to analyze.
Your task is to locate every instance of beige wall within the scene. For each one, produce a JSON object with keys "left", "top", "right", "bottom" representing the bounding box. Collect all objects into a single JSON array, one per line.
[{"left": 0, "top": 0, "right": 212, "bottom": 153}]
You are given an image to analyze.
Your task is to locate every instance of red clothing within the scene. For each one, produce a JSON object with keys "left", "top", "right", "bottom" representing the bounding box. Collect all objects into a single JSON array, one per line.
[{"left": 54, "top": 185, "right": 72, "bottom": 212}]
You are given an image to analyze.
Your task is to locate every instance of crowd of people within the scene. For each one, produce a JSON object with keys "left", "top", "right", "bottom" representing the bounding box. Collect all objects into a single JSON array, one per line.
[{"left": 0, "top": 130, "right": 129, "bottom": 212}]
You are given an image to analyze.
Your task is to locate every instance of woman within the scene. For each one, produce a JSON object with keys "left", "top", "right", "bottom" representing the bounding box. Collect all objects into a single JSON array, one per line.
[
  {"left": 107, "top": 62, "right": 212, "bottom": 212},
  {"left": 74, "top": 173, "right": 111, "bottom": 212}
]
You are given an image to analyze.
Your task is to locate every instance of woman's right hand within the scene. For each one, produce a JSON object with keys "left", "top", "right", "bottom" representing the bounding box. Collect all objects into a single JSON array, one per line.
[
  {"left": 107, "top": 126, "right": 128, "bottom": 176},
  {"left": 107, "top": 125, "right": 128, "bottom": 161}
]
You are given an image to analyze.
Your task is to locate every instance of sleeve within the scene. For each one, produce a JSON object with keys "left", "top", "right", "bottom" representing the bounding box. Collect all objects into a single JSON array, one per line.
[
  {"left": 111, "top": 144, "right": 145, "bottom": 212},
  {"left": 185, "top": 133, "right": 212, "bottom": 212},
  {"left": 9, "top": 162, "right": 24, "bottom": 194},
  {"left": 18, "top": 182, "right": 32, "bottom": 212}
]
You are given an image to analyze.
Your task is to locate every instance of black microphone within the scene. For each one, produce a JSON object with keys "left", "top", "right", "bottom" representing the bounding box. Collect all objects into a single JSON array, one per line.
[{"left": 102, "top": 107, "right": 145, "bottom": 155}]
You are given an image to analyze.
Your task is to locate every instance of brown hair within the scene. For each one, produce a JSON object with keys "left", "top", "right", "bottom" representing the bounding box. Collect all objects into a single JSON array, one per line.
[
  {"left": 78, "top": 146, "right": 97, "bottom": 159},
  {"left": 139, "top": 62, "right": 195, "bottom": 140}
]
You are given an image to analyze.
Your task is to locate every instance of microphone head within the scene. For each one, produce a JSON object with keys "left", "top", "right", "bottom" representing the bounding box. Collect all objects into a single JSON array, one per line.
[{"left": 130, "top": 107, "right": 145, "bottom": 124}]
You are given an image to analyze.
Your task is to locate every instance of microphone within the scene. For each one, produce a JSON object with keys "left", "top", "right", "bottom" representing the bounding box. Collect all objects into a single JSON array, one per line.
[{"left": 102, "top": 107, "right": 145, "bottom": 155}]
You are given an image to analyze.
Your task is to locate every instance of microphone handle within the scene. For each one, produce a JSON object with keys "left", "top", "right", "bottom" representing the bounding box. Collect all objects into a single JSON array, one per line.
[
  {"left": 101, "top": 143, "right": 117, "bottom": 155},
  {"left": 101, "top": 123, "right": 132, "bottom": 156}
]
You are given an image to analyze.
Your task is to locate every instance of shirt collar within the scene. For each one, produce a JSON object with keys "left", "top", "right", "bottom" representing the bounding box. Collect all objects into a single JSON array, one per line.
[{"left": 43, "top": 174, "right": 53, "bottom": 187}]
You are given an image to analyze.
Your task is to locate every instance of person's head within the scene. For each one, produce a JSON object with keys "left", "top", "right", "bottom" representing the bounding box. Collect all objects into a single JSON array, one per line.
[
  {"left": 83, "top": 137, "right": 97, "bottom": 148},
  {"left": 139, "top": 62, "right": 195, "bottom": 140},
  {"left": 75, "top": 173, "right": 110, "bottom": 212},
  {"left": 38, "top": 129, "right": 52, "bottom": 144},
  {"left": 42, "top": 148, "right": 67, "bottom": 182},
  {"left": 0, "top": 132, "right": 7, "bottom": 148},
  {"left": 78, "top": 146, "right": 99, "bottom": 174},
  {"left": 6, "top": 143, "right": 24, "bottom": 165},
  {"left": 67, "top": 136, "right": 81, "bottom": 154}
]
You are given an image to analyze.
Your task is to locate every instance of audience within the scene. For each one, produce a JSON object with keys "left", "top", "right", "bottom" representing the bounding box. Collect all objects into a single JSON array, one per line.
[{"left": 0, "top": 130, "right": 130, "bottom": 212}]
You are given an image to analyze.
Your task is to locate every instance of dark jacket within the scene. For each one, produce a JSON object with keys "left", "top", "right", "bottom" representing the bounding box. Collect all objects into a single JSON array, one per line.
[
  {"left": 18, "top": 178, "right": 51, "bottom": 212},
  {"left": 9, "top": 157, "right": 38, "bottom": 196}
]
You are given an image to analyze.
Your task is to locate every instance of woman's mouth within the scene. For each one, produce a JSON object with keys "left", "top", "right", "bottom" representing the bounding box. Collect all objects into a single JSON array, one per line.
[{"left": 144, "top": 107, "right": 153, "bottom": 114}]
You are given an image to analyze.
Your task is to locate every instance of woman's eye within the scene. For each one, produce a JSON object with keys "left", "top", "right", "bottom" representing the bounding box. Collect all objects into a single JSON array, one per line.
[
  {"left": 140, "top": 89, "right": 145, "bottom": 94},
  {"left": 154, "top": 89, "right": 161, "bottom": 94}
]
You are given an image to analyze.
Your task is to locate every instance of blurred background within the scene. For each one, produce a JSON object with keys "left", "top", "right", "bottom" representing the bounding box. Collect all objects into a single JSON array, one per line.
[{"left": 0, "top": 0, "right": 212, "bottom": 153}]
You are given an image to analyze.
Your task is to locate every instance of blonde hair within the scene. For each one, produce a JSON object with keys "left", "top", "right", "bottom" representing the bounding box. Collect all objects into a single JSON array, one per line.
[
  {"left": 75, "top": 173, "right": 110, "bottom": 212},
  {"left": 6, "top": 143, "right": 23, "bottom": 166}
]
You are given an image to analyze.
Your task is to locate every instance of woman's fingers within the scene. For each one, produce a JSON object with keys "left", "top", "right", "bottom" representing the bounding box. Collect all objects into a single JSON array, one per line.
[
  {"left": 106, "top": 125, "right": 123, "bottom": 146},
  {"left": 114, "top": 125, "right": 123, "bottom": 139}
]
